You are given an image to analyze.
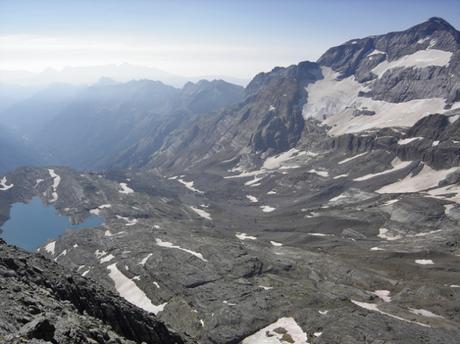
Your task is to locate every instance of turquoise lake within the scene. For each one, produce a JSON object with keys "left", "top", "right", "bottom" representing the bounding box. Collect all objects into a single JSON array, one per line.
[{"left": 0, "top": 197, "right": 103, "bottom": 250}]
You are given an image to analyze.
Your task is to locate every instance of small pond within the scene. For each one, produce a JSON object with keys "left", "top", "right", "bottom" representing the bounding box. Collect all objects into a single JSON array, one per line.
[{"left": 0, "top": 197, "right": 103, "bottom": 250}]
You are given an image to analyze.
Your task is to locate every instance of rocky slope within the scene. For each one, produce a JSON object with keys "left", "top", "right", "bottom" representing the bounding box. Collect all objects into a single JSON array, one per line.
[{"left": 0, "top": 240, "right": 187, "bottom": 344}]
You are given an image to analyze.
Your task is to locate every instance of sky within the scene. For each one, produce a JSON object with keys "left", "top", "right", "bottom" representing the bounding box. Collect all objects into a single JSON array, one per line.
[{"left": 0, "top": 0, "right": 459, "bottom": 82}]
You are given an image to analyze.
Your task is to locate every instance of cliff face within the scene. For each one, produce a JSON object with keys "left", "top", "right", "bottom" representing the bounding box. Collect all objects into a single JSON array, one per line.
[{"left": 0, "top": 241, "right": 188, "bottom": 344}]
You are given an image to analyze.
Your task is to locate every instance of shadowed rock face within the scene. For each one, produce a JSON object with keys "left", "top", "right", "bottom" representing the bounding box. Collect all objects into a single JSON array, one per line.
[{"left": 0, "top": 242, "right": 188, "bottom": 344}]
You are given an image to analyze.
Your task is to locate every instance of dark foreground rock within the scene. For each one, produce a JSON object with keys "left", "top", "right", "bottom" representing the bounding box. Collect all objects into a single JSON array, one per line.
[{"left": 0, "top": 242, "right": 189, "bottom": 344}]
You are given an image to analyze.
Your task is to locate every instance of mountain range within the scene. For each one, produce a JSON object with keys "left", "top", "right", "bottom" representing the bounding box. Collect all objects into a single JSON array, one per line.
[{"left": 1, "top": 17, "right": 460, "bottom": 344}]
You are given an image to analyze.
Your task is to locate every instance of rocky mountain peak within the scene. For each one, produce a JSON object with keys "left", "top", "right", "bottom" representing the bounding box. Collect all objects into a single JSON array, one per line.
[{"left": 410, "top": 17, "right": 459, "bottom": 36}]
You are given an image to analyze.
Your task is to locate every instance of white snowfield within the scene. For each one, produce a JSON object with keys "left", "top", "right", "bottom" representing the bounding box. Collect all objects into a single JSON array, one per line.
[
  {"left": 354, "top": 158, "right": 412, "bottom": 181},
  {"left": 177, "top": 178, "right": 204, "bottom": 193},
  {"left": 351, "top": 300, "right": 430, "bottom": 327},
  {"left": 107, "top": 263, "right": 166, "bottom": 315},
  {"left": 377, "top": 164, "right": 458, "bottom": 194},
  {"left": 48, "top": 169, "right": 61, "bottom": 202},
  {"left": 190, "top": 206, "right": 212, "bottom": 220},
  {"left": 241, "top": 317, "right": 309, "bottom": 344},
  {"left": 0, "top": 176, "right": 14, "bottom": 191},
  {"left": 371, "top": 49, "right": 452, "bottom": 78},
  {"left": 270, "top": 241, "right": 283, "bottom": 247},
  {"left": 44, "top": 241, "right": 56, "bottom": 255},
  {"left": 119, "top": 182, "right": 134, "bottom": 194},
  {"left": 155, "top": 238, "right": 207, "bottom": 262},
  {"left": 236, "top": 233, "right": 257, "bottom": 241},
  {"left": 302, "top": 65, "right": 458, "bottom": 136}
]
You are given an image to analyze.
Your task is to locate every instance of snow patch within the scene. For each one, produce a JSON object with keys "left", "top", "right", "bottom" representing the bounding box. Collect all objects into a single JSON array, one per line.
[
  {"left": 116, "top": 215, "right": 138, "bottom": 226},
  {"left": 351, "top": 300, "right": 430, "bottom": 327},
  {"left": 246, "top": 195, "right": 258, "bottom": 203},
  {"left": 236, "top": 233, "right": 257, "bottom": 241},
  {"left": 377, "top": 165, "right": 457, "bottom": 194},
  {"left": 54, "top": 249, "right": 67, "bottom": 261},
  {"left": 308, "top": 169, "right": 329, "bottom": 177},
  {"left": 263, "top": 148, "right": 301, "bottom": 170},
  {"left": 373, "top": 290, "right": 392, "bottom": 302},
  {"left": 48, "top": 169, "right": 61, "bottom": 202},
  {"left": 409, "top": 308, "right": 443, "bottom": 319},
  {"left": 242, "top": 317, "right": 309, "bottom": 344},
  {"left": 177, "top": 179, "right": 204, "bottom": 193},
  {"left": 245, "top": 176, "right": 264, "bottom": 186},
  {"left": 100, "top": 254, "right": 115, "bottom": 264},
  {"left": 368, "top": 49, "right": 386, "bottom": 57},
  {"left": 338, "top": 152, "right": 367, "bottom": 165},
  {"left": 354, "top": 159, "right": 412, "bottom": 181},
  {"left": 139, "top": 253, "right": 153, "bottom": 266},
  {"left": 44, "top": 241, "right": 56, "bottom": 255},
  {"left": 378, "top": 228, "right": 402, "bottom": 241},
  {"left": 190, "top": 206, "right": 212, "bottom": 220},
  {"left": 0, "top": 177, "right": 14, "bottom": 191},
  {"left": 156, "top": 238, "right": 207, "bottom": 262},
  {"left": 119, "top": 183, "right": 134, "bottom": 194},
  {"left": 270, "top": 241, "right": 283, "bottom": 247},
  {"left": 260, "top": 205, "right": 276, "bottom": 213},
  {"left": 398, "top": 137, "right": 423, "bottom": 145},
  {"left": 107, "top": 263, "right": 166, "bottom": 314},
  {"left": 372, "top": 49, "right": 452, "bottom": 78},
  {"left": 415, "top": 259, "right": 434, "bottom": 265},
  {"left": 259, "top": 285, "right": 273, "bottom": 290},
  {"left": 333, "top": 174, "right": 348, "bottom": 179}
]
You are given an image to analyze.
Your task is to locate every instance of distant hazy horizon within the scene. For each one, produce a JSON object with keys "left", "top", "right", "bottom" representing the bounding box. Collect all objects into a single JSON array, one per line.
[{"left": 1, "top": 0, "right": 459, "bottom": 85}]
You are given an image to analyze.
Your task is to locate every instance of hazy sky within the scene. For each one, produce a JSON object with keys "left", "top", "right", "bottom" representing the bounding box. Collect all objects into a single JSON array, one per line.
[{"left": 1, "top": 0, "right": 459, "bottom": 79}]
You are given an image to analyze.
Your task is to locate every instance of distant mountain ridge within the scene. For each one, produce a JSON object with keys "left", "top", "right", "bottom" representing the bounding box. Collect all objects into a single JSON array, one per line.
[{"left": 0, "top": 63, "right": 249, "bottom": 88}]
